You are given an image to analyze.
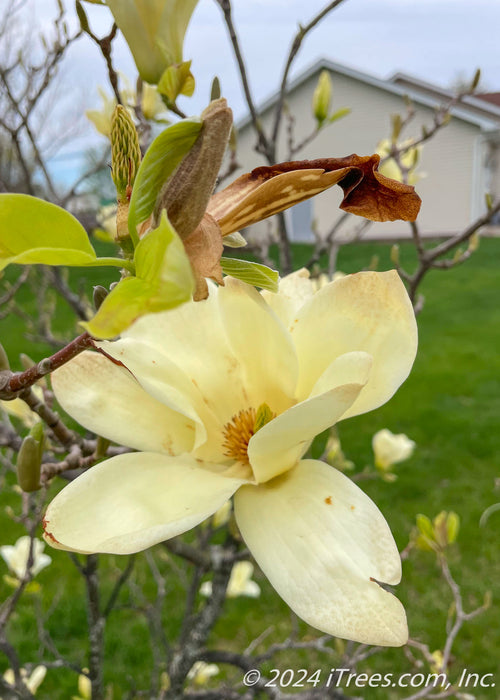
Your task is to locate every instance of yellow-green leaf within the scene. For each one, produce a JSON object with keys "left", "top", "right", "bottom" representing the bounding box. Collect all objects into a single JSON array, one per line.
[
  {"left": 158, "top": 60, "right": 195, "bottom": 102},
  {"left": 220, "top": 257, "right": 279, "bottom": 292},
  {"left": 416, "top": 514, "right": 434, "bottom": 540},
  {"left": 446, "top": 512, "right": 460, "bottom": 544},
  {"left": 128, "top": 117, "right": 202, "bottom": 242},
  {"left": 328, "top": 106, "right": 351, "bottom": 123},
  {"left": 83, "top": 213, "right": 193, "bottom": 339},
  {"left": 0, "top": 194, "right": 97, "bottom": 270},
  {"left": 134, "top": 212, "right": 194, "bottom": 290},
  {"left": 81, "top": 277, "right": 156, "bottom": 339}
]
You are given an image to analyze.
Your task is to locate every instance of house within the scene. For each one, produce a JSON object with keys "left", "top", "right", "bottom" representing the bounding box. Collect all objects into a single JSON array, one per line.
[{"left": 232, "top": 59, "right": 500, "bottom": 243}]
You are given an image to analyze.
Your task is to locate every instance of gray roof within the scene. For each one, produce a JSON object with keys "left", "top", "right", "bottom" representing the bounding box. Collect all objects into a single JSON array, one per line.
[
  {"left": 237, "top": 58, "right": 500, "bottom": 133},
  {"left": 390, "top": 71, "right": 500, "bottom": 121}
]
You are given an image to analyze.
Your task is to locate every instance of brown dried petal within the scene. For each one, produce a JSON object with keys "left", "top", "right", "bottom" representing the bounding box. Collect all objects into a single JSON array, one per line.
[
  {"left": 209, "top": 168, "right": 347, "bottom": 236},
  {"left": 207, "top": 153, "right": 421, "bottom": 235},
  {"left": 183, "top": 213, "right": 224, "bottom": 301}
]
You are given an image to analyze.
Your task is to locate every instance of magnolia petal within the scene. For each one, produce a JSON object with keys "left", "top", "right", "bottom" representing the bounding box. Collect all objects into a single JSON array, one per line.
[
  {"left": 95, "top": 337, "right": 218, "bottom": 451},
  {"left": 234, "top": 459, "right": 407, "bottom": 646},
  {"left": 122, "top": 282, "right": 260, "bottom": 428},
  {"left": 310, "top": 351, "right": 373, "bottom": 397},
  {"left": 292, "top": 271, "right": 417, "bottom": 416},
  {"left": 43, "top": 452, "right": 244, "bottom": 554},
  {"left": 261, "top": 268, "right": 315, "bottom": 330},
  {"left": 52, "top": 351, "right": 196, "bottom": 455},
  {"left": 248, "top": 380, "right": 366, "bottom": 484},
  {"left": 217, "top": 278, "right": 298, "bottom": 415}
]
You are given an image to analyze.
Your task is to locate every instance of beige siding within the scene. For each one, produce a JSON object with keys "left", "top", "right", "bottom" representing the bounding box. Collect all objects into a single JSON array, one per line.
[{"left": 233, "top": 69, "right": 488, "bottom": 242}]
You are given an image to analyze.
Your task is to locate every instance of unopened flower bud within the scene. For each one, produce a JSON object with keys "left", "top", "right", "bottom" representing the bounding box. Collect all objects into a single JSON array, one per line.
[
  {"left": 312, "top": 70, "right": 332, "bottom": 126},
  {"left": 0, "top": 342, "right": 9, "bottom": 371},
  {"left": 390, "top": 244, "right": 400, "bottom": 266},
  {"left": 16, "top": 423, "right": 44, "bottom": 492},
  {"left": 19, "top": 353, "right": 35, "bottom": 371},
  {"left": 413, "top": 511, "right": 460, "bottom": 553},
  {"left": 93, "top": 285, "right": 109, "bottom": 311}
]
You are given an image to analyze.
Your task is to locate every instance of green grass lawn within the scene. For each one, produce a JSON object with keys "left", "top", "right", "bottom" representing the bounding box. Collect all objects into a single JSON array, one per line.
[{"left": 1, "top": 237, "right": 499, "bottom": 698}]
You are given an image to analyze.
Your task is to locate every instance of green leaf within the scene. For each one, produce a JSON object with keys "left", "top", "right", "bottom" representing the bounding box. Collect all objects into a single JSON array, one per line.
[
  {"left": 134, "top": 211, "right": 194, "bottom": 290},
  {"left": 220, "top": 257, "right": 279, "bottom": 292},
  {"left": 128, "top": 118, "right": 202, "bottom": 243},
  {"left": 83, "top": 213, "right": 194, "bottom": 339},
  {"left": 416, "top": 514, "right": 434, "bottom": 540},
  {"left": 328, "top": 106, "right": 351, "bottom": 123},
  {"left": 81, "top": 277, "right": 157, "bottom": 339},
  {"left": 446, "top": 512, "right": 460, "bottom": 544},
  {"left": 158, "top": 60, "right": 195, "bottom": 102},
  {"left": 0, "top": 194, "right": 97, "bottom": 270}
]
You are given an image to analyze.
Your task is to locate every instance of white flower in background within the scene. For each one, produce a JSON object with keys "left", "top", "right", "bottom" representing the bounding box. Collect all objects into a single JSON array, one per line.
[
  {"left": 86, "top": 87, "right": 119, "bottom": 137},
  {"left": 311, "top": 271, "right": 346, "bottom": 292},
  {"left": 3, "top": 665, "right": 46, "bottom": 695},
  {"left": 1, "top": 386, "right": 44, "bottom": 428},
  {"left": 86, "top": 82, "right": 167, "bottom": 138},
  {"left": 140, "top": 82, "right": 168, "bottom": 120},
  {"left": 211, "top": 500, "right": 232, "bottom": 528},
  {"left": 187, "top": 661, "right": 220, "bottom": 686},
  {"left": 377, "top": 138, "right": 425, "bottom": 186},
  {"left": 200, "top": 561, "right": 261, "bottom": 599},
  {"left": 44, "top": 270, "right": 417, "bottom": 646},
  {"left": 372, "top": 429, "right": 416, "bottom": 471},
  {"left": 96, "top": 203, "right": 118, "bottom": 240},
  {"left": 0, "top": 536, "right": 52, "bottom": 580},
  {"left": 72, "top": 670, "right": 91, "bottom": 700}
]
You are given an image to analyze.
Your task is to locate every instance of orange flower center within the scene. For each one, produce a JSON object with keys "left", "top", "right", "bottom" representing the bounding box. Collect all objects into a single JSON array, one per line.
[
  {"left": 222, "top": 404, "right": 275, "bottom": 466},
  {"left": 222, "top": 408, "right": 256, "bottom": 465}
]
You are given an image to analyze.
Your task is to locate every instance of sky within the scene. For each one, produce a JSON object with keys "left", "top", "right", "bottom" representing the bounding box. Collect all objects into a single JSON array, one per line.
[{"left": 11, "top": 0, "right": 500, "bottom": 177}]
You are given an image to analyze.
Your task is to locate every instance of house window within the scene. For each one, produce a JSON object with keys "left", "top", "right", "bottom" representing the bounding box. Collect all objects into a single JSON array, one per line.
[{"left": 286, "top": 199, "right": 314, "bottom": 242}]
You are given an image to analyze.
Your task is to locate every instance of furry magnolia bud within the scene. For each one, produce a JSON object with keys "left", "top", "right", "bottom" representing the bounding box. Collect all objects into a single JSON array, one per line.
[{"left": 153, "top": 98, "right": 233, "bottom": 239}]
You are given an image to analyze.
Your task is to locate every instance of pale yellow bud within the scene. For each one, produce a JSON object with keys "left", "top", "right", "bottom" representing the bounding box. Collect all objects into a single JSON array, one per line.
[{"left": 312, "top": 70, "right": 332, "bottom": 126}]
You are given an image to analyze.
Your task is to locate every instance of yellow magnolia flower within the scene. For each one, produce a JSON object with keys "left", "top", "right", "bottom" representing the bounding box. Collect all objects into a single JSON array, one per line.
[
  {"left": 3, "top": 666, "right": 46, "bottom": 695},
  {"left": 86, "top": 81, "right": 167, "bottom": 138},
  {"left": 86, "top": 87, "right": 119, "bottom": 137},
  {"left": 105, "top": 0, "right": 199, "bottom": 84},
  {"left": 372, "top": 429, "right": 416, "bottom": 470},
  {"left": 200, "top": 561, "right": 261, "bottom": 599},
  {"left": 377, "top": 139, "right": 424, "bottom": 186},
  {"left": 43, "top": 269, "right": 417, "bottom": 646},
  {"left": 187, "top": 661, "right": 219, "bottom": 686},
  {"left": 0, "top": 536, "right": 51, "bottom": 580},
  {"left": 140, "top": 82, "right": 168, "bottom": 120}
]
